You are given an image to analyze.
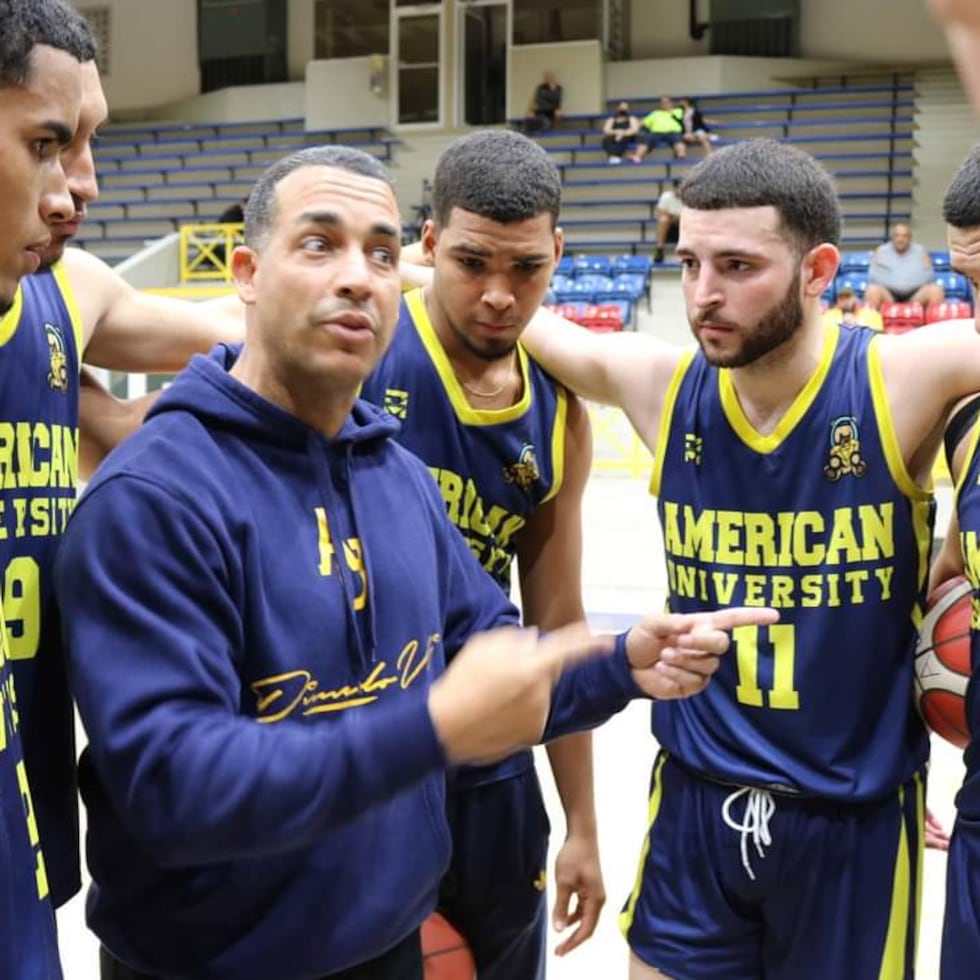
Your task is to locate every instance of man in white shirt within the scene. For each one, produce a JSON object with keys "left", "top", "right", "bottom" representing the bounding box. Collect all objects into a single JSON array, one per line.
[{"left": 654, "top": 179, "right": 683, "bottom": 263}]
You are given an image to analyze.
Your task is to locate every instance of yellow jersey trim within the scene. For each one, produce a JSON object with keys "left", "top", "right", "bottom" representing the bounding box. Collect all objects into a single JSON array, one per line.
[
  {"left": 0, "top": 286, "right": 24, "bottom": 347},
  {"left": 540, "top": 386, "right": 568, "bottom": 505},
  {"left": 867, "top": 337, "right": 932, "bottom": 503},
  {"left": 649, "top": 350, "right": 695, "bottom": 497},
  {"left": 50, "top": 260, "right": 84, "bottom": 367},
  {"left": 912, "top": 772, "right": 925, "bottom": 968},
  {"left": 876, "top": 783, "right": 913, "bottom": 980},
  {"left": 405, "top": 287, "right": 533, "bottom": 426},
  {"left": 619, "top": 752, "right": 669, "bottom": 939},
  {"left": 719, "top": 322, "right": 839, "bottom": 455},
  {"left": 954, "top": 415, "right": 980, "bottom": 502}
]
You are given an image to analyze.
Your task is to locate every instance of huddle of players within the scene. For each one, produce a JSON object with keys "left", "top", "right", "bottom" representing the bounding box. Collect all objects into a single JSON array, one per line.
[{"left": 7, "top": 2, "right": 980, "bottom": 979}]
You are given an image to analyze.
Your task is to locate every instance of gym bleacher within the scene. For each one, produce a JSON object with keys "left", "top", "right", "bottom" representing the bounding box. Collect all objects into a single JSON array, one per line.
[
  {"left": 77, "top": 118, "right": 399, "bottom": 265},
  {"left": 526, "top": 80, "right": 941, "bottom": 333}
]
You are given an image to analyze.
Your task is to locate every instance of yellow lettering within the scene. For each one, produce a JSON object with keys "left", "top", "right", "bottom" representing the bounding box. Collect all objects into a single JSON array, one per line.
[
  {"left": 743, "top": 574, "right": 767, "bottom": 606},
  {"left": 15, "top": 761, "right": 49, "bottom": 900},
  {"left": 743, "top": 512, "right": 776, "bottom": 567},
  {"left": 3, "top": 557, "right": 40, "bottom": 661},
  {"left": 793, "top": 512, "right": 825, "bottom": 567},
  {"left": 874, "top": 565, "right": 894, "bottom": 601},
  {"left": 714, "top": 510, "right": 743, "bottom": 564},
  {"left": 769, "top": 575, "right": 795, "bottom": 608},
  {"left": 859, "top": 502, "right": 894, "bottom": 560},
  {"left": 825, "top": 507, "right": 861, "bottom": 564}
]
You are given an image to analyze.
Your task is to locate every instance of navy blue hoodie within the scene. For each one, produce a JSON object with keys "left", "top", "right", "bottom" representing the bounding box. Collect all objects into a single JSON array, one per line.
[{"left": 54, "top": 346, "right": 640, "bottom": 980}]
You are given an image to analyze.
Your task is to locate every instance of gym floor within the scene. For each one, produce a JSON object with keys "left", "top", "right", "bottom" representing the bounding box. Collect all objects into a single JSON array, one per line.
[{"left": 56, "top": 282, "right": 962, "bottom": 978}]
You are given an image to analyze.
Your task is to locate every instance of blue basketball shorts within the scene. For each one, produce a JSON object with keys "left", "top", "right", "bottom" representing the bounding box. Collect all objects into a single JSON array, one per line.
[
  {"left": 941, "top": 814, "right": 980, "bottom": 979},
  {"left": 438, "top": 767, "right": 550, "bottom": 980},
  {"left": 620, "top": 752, "right": 925, "bottom": 980}
]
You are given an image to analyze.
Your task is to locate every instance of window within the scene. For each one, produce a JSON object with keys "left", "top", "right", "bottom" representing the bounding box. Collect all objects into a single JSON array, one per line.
[
  {"left": 77, "top": 6, "right": 111, "bottom": 76},
  {"left": 314, "top": 0, "right": 390, "bottom": 59},
  {"left": 512, "top": 0, "right": 601, "bottom": 45}
]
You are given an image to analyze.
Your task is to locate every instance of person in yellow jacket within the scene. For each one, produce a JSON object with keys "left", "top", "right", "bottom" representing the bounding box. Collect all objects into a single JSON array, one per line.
[
  {"left": 821, "top": 282, "right": 884, "bottom": 330},
  {"left": 629, "top": 96, "right": 686, "bottom": 163}
]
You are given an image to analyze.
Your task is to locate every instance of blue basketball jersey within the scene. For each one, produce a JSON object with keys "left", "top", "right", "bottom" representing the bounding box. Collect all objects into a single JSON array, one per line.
[
  {"left": 0, "top": 264, "right": 83, "bottom": 906},
  {"left": 0, "top": 608, "right": 63, "bottom": 978},
  {"left": 651, "top": 323, "right": 932, "bottom": 800},
  {"left": 362, "top": 288, "right": 567, "bottom": 593},
  {"left": 953, "top": 420, "right": 980, "bottom": 820}
]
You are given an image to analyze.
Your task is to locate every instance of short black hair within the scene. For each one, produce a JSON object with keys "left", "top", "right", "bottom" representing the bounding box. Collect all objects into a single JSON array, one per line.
[
  {"left": 244, "top": 145, "right": 393, "bottom": 250},
  {"left": 0, "top": 0, "right": 97, "bottom": 87},
  {"left": 679, "top": 138, "right": 841, "bottom": 251},
  {"left": 432, "top": 130, "right": 561, "bottom": 229},
  {"left": 943, "top": 144, "right": 980, "bottom": 230}
]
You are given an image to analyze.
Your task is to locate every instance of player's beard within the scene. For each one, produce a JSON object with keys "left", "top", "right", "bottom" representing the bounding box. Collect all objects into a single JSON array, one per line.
[
  {"left": 693, "top": 266, "right": 804, "bottom": 369},
  {"left": 447, "top": 315, "right": 518, "bottom": 362}
]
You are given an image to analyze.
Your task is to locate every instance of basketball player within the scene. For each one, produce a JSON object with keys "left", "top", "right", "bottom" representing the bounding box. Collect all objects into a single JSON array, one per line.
[
  {"left": 518, "top": 137, "right": 980, "bottom": 979},
  {"left": 921, "top": 144, "right": 980, "bottom": 980},
  {"left": 0, "top": 0, "right": 91, "bottom": 974},
  {"left": 52, "top": 144, "right": 776, "bottom": 980},
  {"left": 361, "top": 130, "right": 601, "bottom": 977},
  {"left": 2, "top": 52, "right": 247, "bottom": 911}
]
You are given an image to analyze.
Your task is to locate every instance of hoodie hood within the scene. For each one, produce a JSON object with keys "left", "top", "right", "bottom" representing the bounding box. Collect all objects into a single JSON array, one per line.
[{"left": 148, "top": 342, "right": 400, "bottom": 449}]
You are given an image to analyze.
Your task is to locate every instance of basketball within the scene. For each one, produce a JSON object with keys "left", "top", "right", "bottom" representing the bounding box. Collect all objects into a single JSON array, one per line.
[
  {"left": 421, "top": 913, "right": 475, "bottom": 980},
  {"left": 914, "top": 575, "right": 973, "bottom": 748}
]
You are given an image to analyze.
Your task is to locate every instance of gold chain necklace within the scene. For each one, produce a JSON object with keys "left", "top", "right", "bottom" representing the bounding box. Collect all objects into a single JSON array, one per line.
[{"left": 459, "top": 375, "right": 509, "bottom": 398}]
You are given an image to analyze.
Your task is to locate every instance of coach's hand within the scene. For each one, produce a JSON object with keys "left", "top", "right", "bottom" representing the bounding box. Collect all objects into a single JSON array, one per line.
[
  {"left": 428, "top": 623, "right": 612, "bottom": 765},
  {"left": 626, "top": 607, "right": 780, "bottom": 700}
]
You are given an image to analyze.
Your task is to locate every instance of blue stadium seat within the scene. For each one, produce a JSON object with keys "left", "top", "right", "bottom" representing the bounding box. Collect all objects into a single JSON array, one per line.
[
  {"left": 930, "top": 250, "right": 952, "bottom": 272},
  {"left": 612, "top": 254, "right": 653, "bottom": 279},
  {"left": 556, "top": 256, "right": 574, "bottom": 277},
  {"left": 838, "top": 250, "right": 872, "bottom": 273},
  {"left": 822, "top": 282, "right": 836, "bottom": 304},
  {"left": 935, "top": 271, "right": 972, "bottom": 300},
  {"left": 572, "top": 254, "right": 613, "bottom": 278},
  {"left": 834, "top": 274, "right": 869, "bottom": 299},
  {"left": 600, "top": 275, "right": 646, "bottom": 302}
]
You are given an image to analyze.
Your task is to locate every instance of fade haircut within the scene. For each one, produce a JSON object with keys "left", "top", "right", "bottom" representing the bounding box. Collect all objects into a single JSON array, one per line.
[
  {"left": 942, "top": 144, "right": 980, "bottom": 230},
  {"left": 680, "top": 138, "right": 841, "bottom": 252},
  {"left": 0, "top": 0, "right": 97, "bottom": 87},
  {"left": 432, "top": 130, "right": 561, "bottom": 229},
  {"left": 244, "top": 145, "right": 393, "bottom": 250}
]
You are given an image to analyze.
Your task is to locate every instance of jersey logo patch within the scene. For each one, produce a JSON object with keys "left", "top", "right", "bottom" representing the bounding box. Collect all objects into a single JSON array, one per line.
[
  {"left": 823, "top": 415, "right": 867, "bottom": 481},
  {"left": 684, "top": 433, "right": 703, "bottom": 465},
  {"left": 44, "top": 323, "right": 69, "bottom": 392},
  {"left": 502, "top": 443, "right": 541, "bottom": 491},
  {"left": 382, "top": 388, "right": 409, "bottom": 420}
]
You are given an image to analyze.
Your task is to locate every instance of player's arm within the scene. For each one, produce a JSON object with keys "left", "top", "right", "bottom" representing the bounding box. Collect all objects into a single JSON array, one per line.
[
  {"left": 78, "top": 369, "right": 161, "bottom": 480},
  {"left": 63, "top": 248, "right": 244, "bottom": 373},
  {"left": 515, "top": 394, "right": 604, "bottom": 955},
  {"left": 520, "top": 306, "right": 685, "bottom": 452},
  {"left": 877, "top": 320, "right": 980, "bottom": 483}
]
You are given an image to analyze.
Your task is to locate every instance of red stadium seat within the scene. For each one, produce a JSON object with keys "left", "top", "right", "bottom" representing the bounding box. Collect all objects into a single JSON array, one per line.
[
  {"left": 881, "top": 301, "right": 925, "bottom": 334},
  {"left": 925, "top": 299, "right": 974, "bottom": 323},
  {"left": 579, "top": 303, "right": 624, "bottom": 332}
]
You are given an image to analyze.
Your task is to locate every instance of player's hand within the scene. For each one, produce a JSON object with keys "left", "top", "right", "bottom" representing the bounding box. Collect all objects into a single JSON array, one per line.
[
  {"left": 626, "top": 607, "right": 780, "bottom": 700},
  {"left": 428, "top": 623, "right": 613, "bottom": 765},
  {"left": 925, "top": 807, "right": 950, "bottom": 851},
  {"left": 552, "top": 831, "right": 605, "bottom": 956}
]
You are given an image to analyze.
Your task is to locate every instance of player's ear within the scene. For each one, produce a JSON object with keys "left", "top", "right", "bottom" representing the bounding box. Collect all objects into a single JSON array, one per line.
[
  {"left": 553, "top": 224, "right": 564, "bottom": 265},
  {"left": 801, "top": 243, "right": 839, "bottom": 299},
  {"left": 421, "top": 219, "right": 438, "bottom": 262},
  {"left": 231, "top": 245, "right": 259, "bottom": 305}
]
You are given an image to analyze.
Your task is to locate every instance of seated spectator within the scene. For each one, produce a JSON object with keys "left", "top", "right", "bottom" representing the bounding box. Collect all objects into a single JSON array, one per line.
[
  {"left": 864, "top": 223, "right": 945, "bottom": 309},
  {"left": 630, "top": 96, "right": 686, "bottom": 163},
  {"left": 822, "top": 283, "right": 884, "bottom": 330},
  {"left": 602, "top": 101, "right": 640, "bottom": 164},
  {"left": 522, "top": 70, "right": 562, "bottom": 134},
  {"left": 678, "top": 97, "right": 717, "bottom": 155},
  {"left": 217, "top": 197, "right": 246, "bottom": 225},
  {"left": 654, "top": 178, "right": 683, "bottom": 263}
]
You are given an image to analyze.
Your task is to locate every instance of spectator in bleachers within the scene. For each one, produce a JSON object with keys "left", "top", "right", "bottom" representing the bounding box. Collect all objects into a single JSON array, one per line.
[
  {"left": 654, "top": 178, "right": 683, "bottom": 263},
  {"left": 601, "top": 101, "right": 640, "bottom": 164},
  {"left": 864, "top": 222, "right": 945, "bottom": 309},
  {"left": 678, "top": 97, "right": 717, "bottom": 155},
  {"left": 217, "top": 196, "right": 246, "bottom": 226},
  {"left": 629, "top": 96, "right": 686, "bottom": 163},
  {"left": 822, "top": 282, "right": 883, "bottom": 330},
  {"left": 522, "top": 70, "right": 562, "bottom": 135}
]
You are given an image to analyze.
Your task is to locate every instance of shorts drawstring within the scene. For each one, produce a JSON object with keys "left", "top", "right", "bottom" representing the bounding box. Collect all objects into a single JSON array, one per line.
[{"left": 721, "top": 786, "right": 776, "bottom": 881}]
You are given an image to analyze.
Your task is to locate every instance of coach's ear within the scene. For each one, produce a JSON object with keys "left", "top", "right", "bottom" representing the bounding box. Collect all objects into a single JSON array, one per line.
[
  {"left": 553, "top": 224, "right": 564, "bottom": 265},
  {"left": 231, "top": 245, "right": 259, "bottom": 305},
  {"left": 801, "top": 242, "right": 840, "bottom": 299}
]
